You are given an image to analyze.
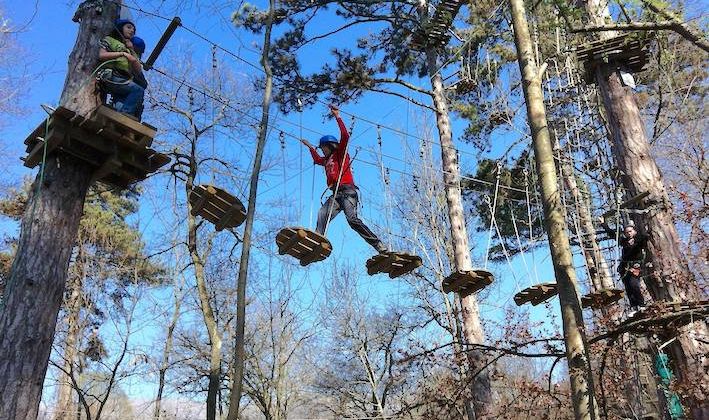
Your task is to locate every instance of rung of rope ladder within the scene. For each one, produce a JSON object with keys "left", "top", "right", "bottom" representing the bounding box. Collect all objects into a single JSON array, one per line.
[
  {"left": 514, "top": 283, "right": 558, "bottom": 306},
  {"left": 188, "top": 185, "right": 246, "bottom": 231},
  {"left": 581, "top": 288, "right": 625, "bottom": 310},
  {"left": 276, "top": 227, "right": 332, "bottom": 266},
  {"left": 442, "top": 270, "right": 494, "bottom": 297},
  {"left": 366, "top": 252, "right": 422, "bottom": 279}
]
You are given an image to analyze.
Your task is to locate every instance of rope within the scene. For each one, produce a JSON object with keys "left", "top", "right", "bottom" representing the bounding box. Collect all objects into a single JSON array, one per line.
[
  {"left": 483, "top": 162, "right": 503, "bottom": 269},
  {"left": 376, "top": 125, "right": 393, "bottom": 248},
  {"left": 322, "top": 114, "right": 352, "bottom": 236}
]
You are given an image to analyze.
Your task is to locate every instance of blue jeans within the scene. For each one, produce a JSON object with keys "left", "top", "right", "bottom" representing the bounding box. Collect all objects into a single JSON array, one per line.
[{"left": 102, "top": 74, "right": 145, "bottom": 120}]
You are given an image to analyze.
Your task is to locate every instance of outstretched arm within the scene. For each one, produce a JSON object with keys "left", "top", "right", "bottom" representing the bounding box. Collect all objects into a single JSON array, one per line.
[
  {"left": 331, "top": 105, "right": 349, "bottom": 151},
  {"left": 300, "top": 139, "right": 324, "bottom": 165}
]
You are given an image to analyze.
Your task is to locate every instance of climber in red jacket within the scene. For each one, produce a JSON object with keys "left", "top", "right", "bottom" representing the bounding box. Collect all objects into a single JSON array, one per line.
[{"left": 300, "top": 105, "right": 387, "bottom": 254}]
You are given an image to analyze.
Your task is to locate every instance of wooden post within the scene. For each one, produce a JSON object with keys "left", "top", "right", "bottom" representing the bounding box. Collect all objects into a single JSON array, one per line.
[
  {"left": 0, "top": 2, "right": 120, "bottom": 419},
  {"left": 583, "top": 1, "right": 709, "bottom": 414},
  {"left": 508, "top": 0, "right": 599, "bottom": 418}
]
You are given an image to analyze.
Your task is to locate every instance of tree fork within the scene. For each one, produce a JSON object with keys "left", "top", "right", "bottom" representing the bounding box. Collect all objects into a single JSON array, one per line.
[
  {"left": 508, "top": 0, "right": 599, "bottom": 418},
  {"left": 0, "top": 1, "right": 119, "bottom": 419}
]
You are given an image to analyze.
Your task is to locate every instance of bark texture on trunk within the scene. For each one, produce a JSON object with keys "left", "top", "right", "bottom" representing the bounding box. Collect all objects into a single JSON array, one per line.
[
  {"left": 424, "top": 48, "right": 491, "bottom": 418},
  {"left": 0, "top": 3, "right": 117, "bottom": 417},
  {"left": 226, "top": 2, "right": 275, "bottom": 418},
  {"left": 509, "top": 0, "right": 599, "bottom": 418},
  {"left": 583, "top": 1, "right": 709, "bottom": 412},
  {"left": 0, "top": 158, "right": 92, "bottom": 420}
]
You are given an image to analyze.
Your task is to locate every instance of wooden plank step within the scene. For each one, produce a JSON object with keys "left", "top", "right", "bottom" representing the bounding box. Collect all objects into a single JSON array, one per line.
[
  {"left": 366, "top": 252, "right": 422, "bottom": 279},
  {"left": 514, "top": 283, "right": 558, "bottom": 306},
  {"left": 442, "top": 269, "right": 494, "bottom": 296},
  {"left": 581, "top": 288, "right": 625, "bottom": 310},
  {"left": 276, "top": 227, "right": 332, "bottom": 266},
  {"left": 188, "top": 185, "right": 246, "bottom": 231}
]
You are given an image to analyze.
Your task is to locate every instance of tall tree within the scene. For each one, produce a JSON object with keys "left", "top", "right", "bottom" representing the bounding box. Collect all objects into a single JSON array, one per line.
[
  {"left": 576, "top": 1, "right": 709, "bottom": 412},
  {"left": 226, "top": 0, "right": 277, "bottom": 416},
  {"left": 509, "top": 0, "right": 599, "bottom": 418},
  {"left": 0, "top": 1, "right": 119, "bottom": 418}
]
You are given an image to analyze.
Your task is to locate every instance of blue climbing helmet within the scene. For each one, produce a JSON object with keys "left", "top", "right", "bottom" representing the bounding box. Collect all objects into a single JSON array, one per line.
[
  {"left": 319, "top": 135, "right": 338, "bottom": 148},
  {"left": 131, "top": 36, "right": 146, "bottom": 56}
]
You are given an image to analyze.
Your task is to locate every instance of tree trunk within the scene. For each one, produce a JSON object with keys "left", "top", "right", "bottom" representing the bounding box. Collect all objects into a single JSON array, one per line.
[
  {"left": 509, "top": 0, "right": 599, "bottom": 419},
  {"left": 0, "top": 4, "right": 117, "bottom": 417},
  {"left": 0, "top": 158, "right": 93, "bottom": 420},
  {"left": 225, "top": 1, "right": 275, "bottom": 418},
  {"left": 55, "top": 275, "right": 84, "bottom": 420},
  {"left": 424, "top": 47, "right": 491, "bottom": 419},
  {"left": 583, "top": 1, "right": 709, "bottom": 413},
  {"left": 186, "top": 158, "right": 222, "bottom": 420},
  {"left": 154, "top": 285, "right": 182, "bottom": 420}
]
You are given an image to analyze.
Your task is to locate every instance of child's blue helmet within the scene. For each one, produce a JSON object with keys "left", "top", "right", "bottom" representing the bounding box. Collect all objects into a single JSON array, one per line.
[
  {"left": 131, "top": 36, "right": 146, "bottom": 55},
  {"left": 319, "top": 135, "right": 338, "bottom": 148}
]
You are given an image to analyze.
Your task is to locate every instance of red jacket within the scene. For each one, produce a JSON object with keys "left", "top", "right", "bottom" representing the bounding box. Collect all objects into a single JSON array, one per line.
[{"left": 309, "top": 116, "right": 354, "bottom": 188}]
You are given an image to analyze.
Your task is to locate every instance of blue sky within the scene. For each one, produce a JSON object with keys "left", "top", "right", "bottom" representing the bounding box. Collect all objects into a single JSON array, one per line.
[{"left": 3, "top": 0, "right": 603, "bottom": 405}]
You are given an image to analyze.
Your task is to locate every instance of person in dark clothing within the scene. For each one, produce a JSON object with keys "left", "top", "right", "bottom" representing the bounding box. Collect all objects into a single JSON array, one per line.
[
  {"left": 602, "top": 221, "right": 648, "bottom": 275},
  {"left": 300, "top": 105, "right": 387, "bottom": 254},
  {"left": 623, "top": 262, "right": 646, "bottom": 308}
]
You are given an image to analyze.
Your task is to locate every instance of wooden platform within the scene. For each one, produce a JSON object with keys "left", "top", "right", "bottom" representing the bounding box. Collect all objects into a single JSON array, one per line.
[
  {"left": 188, "top": 185, "right": 246, "bottom": 231},
  {"left": 410, "top": 0, "right": 465, "bottom": 51},
  {"left": 276, "top": 227, "right": 332, "bottom": 266},
  {"left": 21, "top": 105, "right": 169, "bottom": 189},
  {"left": 514, "top": 283, "right": 558, "bottom": 306},
  {"left": 576, "top": 34, "right": 652, "bottom": 84},
  {"left": 442, "top": 270, "right": 494, "bottom": 296},
  {"left": 366, "top": 252, "right": 423, "bottom": 279},
  {"left": 590, "top": 300, "right": 709, "bottom": 342},
  {"left": 581, "top": 288, "right": 625, "bottom": 310}
]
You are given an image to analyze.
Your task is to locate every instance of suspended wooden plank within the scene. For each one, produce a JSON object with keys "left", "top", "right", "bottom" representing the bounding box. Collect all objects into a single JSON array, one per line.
[
  {"left": 188, "top": 185, "right": 246, "bottom": 231},
  {"left": 581, "top": 288, "right": 625, "bottom": 310},
  {"left": 366, "top": 252, "right": 422, "bottom": 279},
  {"left": 576, "top": 34, "right": 652, "bottom": 84},
  {"left": 21, "top": 105, "right": 169, "bottom": 189},
  {"left": 276, "top": 227, "right": 332, "bottom": 266},
  {"left": 442, "top": 269, "right": 494, "bottom": 297},
  {"left": 514, "top": 283, "right": 558, "bottom": 306}
]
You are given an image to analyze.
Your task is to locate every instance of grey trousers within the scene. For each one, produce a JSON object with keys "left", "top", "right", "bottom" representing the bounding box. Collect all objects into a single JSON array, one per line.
[{"left": 316, "top": 185, "right": 383, "bottom": 251}]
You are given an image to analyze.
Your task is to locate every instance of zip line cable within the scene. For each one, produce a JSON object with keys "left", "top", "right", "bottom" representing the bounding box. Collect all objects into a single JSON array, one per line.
[{"left": 152, "top": 65, "right": 534, "bottom": 201}]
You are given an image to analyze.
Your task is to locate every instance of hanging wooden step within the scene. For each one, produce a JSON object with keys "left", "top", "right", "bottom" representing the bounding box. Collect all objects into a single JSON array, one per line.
[
  {"left": 581, "top": 288, "right": 625, "bottom": 310},
  {"left": 442, "top": 270, "right": 494, "bottom": 297},
  {"left": 410, "top": 0, "right": 465, "bottom": 51},
  {"left": 366, "top": 252, "right": 422, "bottom": 279},
  {"left": 276, "top": 227, "right": 332, "bottom": 266},
  {"left": 514, "top": 283, "right": 558, "bottom": 306},
  {"left": 21, "top": 105, "right": 169, "bottom": 189},
  {"left": 188, "top": 185, "right": 246, "bottom": 231},
  {"left": 576, "top": 33, "right": 652, "bottom": 84}
]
